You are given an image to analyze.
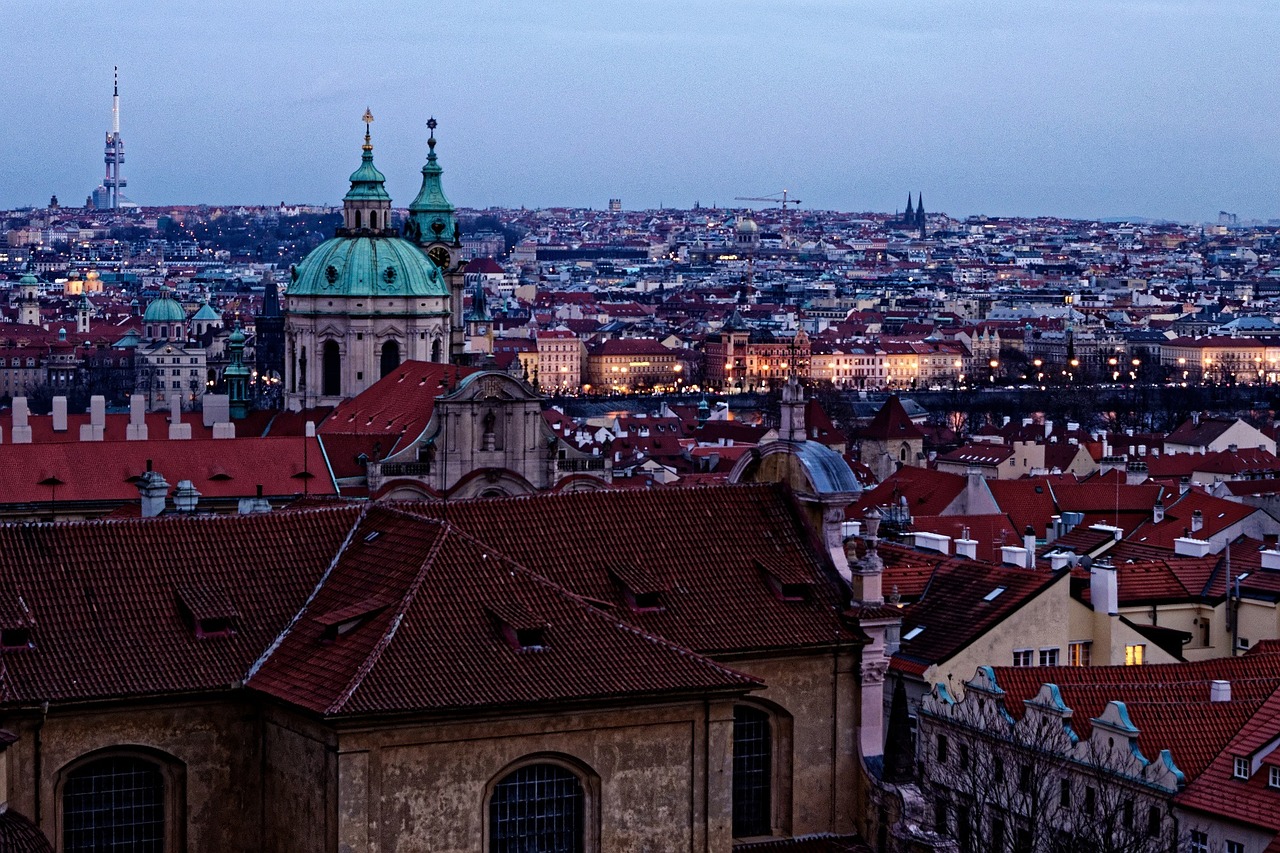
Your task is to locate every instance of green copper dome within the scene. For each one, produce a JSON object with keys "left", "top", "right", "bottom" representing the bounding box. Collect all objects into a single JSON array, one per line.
[
  {"left": 143, "top": 294, "right": 187, "bottom": 323},
  {"left": 288, "top": 235, "right": 449, "bottom": 298},
  {"left": 18, "top": 272, "right": 38, "bottom": 286}
]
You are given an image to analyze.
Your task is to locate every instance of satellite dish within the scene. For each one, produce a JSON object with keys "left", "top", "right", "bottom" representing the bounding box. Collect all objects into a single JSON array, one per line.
[{"left": 1080, "top": 555, "right": 1094, "bottom": 570}]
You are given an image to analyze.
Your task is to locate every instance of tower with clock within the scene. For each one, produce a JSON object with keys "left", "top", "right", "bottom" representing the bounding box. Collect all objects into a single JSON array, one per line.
[{"left": 405, "top": 117, "right": 468, "bottom": 363}]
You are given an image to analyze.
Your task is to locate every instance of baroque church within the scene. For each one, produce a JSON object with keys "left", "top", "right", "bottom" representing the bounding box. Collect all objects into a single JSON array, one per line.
[{"left": 283, "top": 113, "right": 466, "bottom": 411}]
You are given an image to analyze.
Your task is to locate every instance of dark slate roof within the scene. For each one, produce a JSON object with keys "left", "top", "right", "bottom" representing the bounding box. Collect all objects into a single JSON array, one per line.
[{"left": 0, "top": 806, "right": 52, "bottom": 853}]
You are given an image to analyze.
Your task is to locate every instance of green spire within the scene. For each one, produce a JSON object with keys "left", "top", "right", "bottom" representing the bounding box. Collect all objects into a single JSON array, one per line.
[
  {"left": 344, "top": 109, "right": 391, "bottom": 203},
  {"left": 407, "top": 116, "right": 457, "bottom": 244},
  {"left": 225, "top": 321, "right": 251, "bottom": 419}
]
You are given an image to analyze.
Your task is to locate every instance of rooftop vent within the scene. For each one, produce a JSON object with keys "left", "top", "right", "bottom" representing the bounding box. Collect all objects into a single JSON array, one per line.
[{"left": 1210, "top": 680, "right": 1231, "bottom": 703}]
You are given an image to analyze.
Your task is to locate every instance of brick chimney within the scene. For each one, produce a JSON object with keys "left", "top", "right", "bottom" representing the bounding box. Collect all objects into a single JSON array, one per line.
[{"left": 137, "top": 460, "right": 170, "bottom": 518}]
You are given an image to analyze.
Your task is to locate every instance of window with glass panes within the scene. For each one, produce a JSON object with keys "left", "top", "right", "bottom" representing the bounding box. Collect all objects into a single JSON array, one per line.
[
  {"left": 732, "top": 706, "right": 772, "bottom": 837},
  {"left": 489, "top": 763, "right": 584, "bottom": 853},
  {"left": 63, "top": 756, "right": 165, "bottom": 852}
]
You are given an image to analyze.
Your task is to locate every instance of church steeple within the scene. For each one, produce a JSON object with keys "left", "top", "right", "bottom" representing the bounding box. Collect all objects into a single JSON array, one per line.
[
  {"left": 406, "top": 116, "right": 459, "bottom": 247},
  {"left": 904, "top": 193, "right": 914, "bottom": 218},
  {"left": 341, "top": 109, "right": 392, "bottom": 234}
]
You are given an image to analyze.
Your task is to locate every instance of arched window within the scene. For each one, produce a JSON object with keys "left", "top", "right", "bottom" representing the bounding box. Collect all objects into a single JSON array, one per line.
[
  {"left": 63, "top": 755, "right": 166, "bottom": 851},
  {"left": 733, "top": 705, "right": 772, "bottom": 837},
  {"left": 431, "top": 338, "right": 443, "bottom": 363},
  {"left": 380, "top": 340, "right": 400, "bottom": 378},
  {"left": 354, "top": 210, "right": 362, "bottom": 229},
  {"left": 370, "top": 211, "right": 378, "bottom": 230},
  {"left": 322, "top": 340, "right": 341, "bottom": 397},
  {"left": 299, "top": 346, "right": 308, "bottom": 392},
  {"left": 900, "top": 444, "right": 909, "bottom": 462},
  {"left": 490, "top": 763, "right": 584, "bottom": 852}
]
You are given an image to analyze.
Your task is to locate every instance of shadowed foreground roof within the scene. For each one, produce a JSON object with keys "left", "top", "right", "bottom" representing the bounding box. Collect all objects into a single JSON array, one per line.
[{"left": 0, "top": 483, "right": 855, "bottom": 716}]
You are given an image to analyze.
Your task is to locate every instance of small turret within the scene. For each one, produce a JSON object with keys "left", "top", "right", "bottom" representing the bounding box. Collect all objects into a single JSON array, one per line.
[{"left": 224, "top": 322, "right": 251, "bottom": 419}]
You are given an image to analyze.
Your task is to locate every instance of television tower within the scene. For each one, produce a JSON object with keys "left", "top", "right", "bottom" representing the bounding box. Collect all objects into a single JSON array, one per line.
[{"left": 102, "top": 67, "right": 126, "bottom": 209}]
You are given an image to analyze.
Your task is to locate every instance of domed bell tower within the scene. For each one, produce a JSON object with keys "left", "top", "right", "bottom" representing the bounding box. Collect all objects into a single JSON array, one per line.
[
  {"left": 342, "top": 109, "right": 394, "bottom": 235},
  {"left": 405, "top": 117, "right": 466, "bottom": 362}
]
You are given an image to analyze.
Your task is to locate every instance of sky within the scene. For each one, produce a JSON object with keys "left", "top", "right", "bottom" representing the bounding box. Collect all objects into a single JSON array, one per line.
[{"left": 5, "top": 0, "right": 1279, "bottom": 221}]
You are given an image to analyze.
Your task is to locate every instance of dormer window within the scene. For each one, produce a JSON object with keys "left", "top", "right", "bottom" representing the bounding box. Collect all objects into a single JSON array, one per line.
[
  {"left": 756, "top": 558, "right": 814, "bottom": 602},
  {"left": 176, "top": 587, "right": 237, "bottom": 640},
  {"left": 0, "top": 626, "right": 32, "bottom": 651},
  {"left": 1233, "top": 756, "right": 1250, "bottom": 779},
  {"left": 1269, "top": 766, "right": 1280, "bottom": 789},
  {"left": 609, "top": 563, "right": 667, "bottom": 613},
  {"left": 314, "top": 597, "right": 391, "bottom": 643},
  {"left": 487, "top": 602, "right": 549, "bottom": 652}
]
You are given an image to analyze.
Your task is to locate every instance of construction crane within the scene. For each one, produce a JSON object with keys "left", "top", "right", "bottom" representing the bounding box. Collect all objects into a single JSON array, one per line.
[{"left": 734, "top": 190, "right": 801, "bottom": 209}]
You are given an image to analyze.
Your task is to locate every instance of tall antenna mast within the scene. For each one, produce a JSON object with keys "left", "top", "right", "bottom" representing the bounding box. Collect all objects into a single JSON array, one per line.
[{"left": 112, "top": 66, "right": 120, "bottom": 135}]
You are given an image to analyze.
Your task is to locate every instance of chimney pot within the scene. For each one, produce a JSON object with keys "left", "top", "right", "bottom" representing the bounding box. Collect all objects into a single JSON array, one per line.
[{"left": 1210, "top": 680, "right": 1231, "bottom": 702}]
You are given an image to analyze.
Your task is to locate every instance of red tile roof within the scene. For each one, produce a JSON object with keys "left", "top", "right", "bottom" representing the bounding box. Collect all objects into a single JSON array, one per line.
[
  {"left": 859, "top": 396, "right": 924, "bottom": 441},
  {"left": 0, "top": 436, "right": 335, "bottom": 506},
  {"left": 987, "top": 478, "right": 1058, "bottom": 535},
  {"left": 247, "top": 506, "right": 758, "bottom": 716},
  {"left": 992, "top": 651, "right": 1280, "bottom": 779},
  {"left": 849, "top": 467, "right": 966, "bottom": 520}
]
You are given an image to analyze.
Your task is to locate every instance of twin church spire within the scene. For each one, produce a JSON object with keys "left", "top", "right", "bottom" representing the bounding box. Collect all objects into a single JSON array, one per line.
[{"left": 340, "top": 109, "right": 458, "bottom": 250}]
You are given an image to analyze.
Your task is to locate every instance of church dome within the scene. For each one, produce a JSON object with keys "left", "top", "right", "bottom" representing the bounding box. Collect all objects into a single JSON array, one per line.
[
  {"left": 143, "top": 294, "right": 186, "bottom": 323},
  {"left": 192, "top": 300, "right": 221, "bottom": 322},
  {"left": 736, "top": 217, "right": 759, "bottom": 234},
  {"left": 289, "top": 235, "right": 448, "bottom": 299}
]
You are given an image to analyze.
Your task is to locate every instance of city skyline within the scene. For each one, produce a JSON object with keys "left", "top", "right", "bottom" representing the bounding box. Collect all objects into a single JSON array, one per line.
[{"left": 5, "top": 0, "right": 1279, "bottom": 221}]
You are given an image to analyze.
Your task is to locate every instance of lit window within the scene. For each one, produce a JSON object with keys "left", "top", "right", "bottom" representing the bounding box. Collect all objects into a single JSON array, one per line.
[
  {"left": 1125, "top": 644, "right": 1146, "bottom": 666},
  {"left": 1068, "top": 641, "right": 1091, "bottom": 667},
  {"left": 1233, "top": 756, "right": 1250, "bottom": 780}
]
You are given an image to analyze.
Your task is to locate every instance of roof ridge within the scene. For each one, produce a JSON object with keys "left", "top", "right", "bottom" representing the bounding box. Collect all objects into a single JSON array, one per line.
[
  {"left": 436, "top": 520, "right": 761, "bottom": 689},
  {"left": 244, "top": 503, "right": 372, "bottom": 683},
  {"left": 325, "top": 516, "right": 451, "bottom": 715}
]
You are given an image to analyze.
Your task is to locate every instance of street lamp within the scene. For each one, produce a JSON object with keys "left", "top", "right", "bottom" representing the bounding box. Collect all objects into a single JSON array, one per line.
[{"left": 989, "top": 358, "right": 999, "bottom": 384}]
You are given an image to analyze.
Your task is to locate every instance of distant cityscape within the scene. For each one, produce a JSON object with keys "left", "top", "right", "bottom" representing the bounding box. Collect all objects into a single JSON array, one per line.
[{"left": 6, "top": 65, "right": 1280, "bottom": 853}]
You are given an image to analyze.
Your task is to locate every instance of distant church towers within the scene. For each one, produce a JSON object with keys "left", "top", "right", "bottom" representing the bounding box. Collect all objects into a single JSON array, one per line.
[{"left": 889, "top": 192, "right": 926, "bottom": 238}]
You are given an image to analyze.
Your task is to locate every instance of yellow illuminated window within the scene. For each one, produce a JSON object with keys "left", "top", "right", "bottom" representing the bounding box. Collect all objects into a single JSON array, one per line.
[{"left": 1125, "top": 644, "right": 1146, "bottom": 666}]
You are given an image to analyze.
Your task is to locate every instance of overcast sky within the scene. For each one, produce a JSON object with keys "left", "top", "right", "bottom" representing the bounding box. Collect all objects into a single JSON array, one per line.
[{"left": 5, "top": 0, "right": 1278, "bottom": 221}]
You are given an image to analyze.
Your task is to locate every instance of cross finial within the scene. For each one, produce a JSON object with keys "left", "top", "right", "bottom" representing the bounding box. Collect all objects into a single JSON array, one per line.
[{"left": 362, "top": 108, "right": 374, "bottom": 151}]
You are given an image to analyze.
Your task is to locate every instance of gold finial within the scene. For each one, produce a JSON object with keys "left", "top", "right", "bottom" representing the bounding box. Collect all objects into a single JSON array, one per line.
[{"left": 362, "top": 107, "right": 374, "bottom": 151}]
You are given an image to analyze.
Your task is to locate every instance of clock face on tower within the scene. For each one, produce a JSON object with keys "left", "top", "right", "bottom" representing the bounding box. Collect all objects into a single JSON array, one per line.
[{"left": 428, "top": 247, "right": 450, "bottom": 269}]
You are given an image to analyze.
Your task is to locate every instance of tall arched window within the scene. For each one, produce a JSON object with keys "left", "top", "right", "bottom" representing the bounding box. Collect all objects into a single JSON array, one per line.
[
  {"left": 322, "top": 340, "right": 341, "bottom": 397},
  {"left": 354, "top": 210, "right": 362, "bottom": 229},
  {"left": 431, "top": 338, "right": 443, "bottom": 363},
  {"left": 63, "top": 755, "right": 165, "bottom": 851},
  {"left": 299, "top": 346, "right": 308, "bottom": 392},
  {"left": 370, "top": 211, "right": 378, "bottom": 230},
  {"left": 733, "top": 705, "right": 772, "bottom": 837},
  {"left": 380, "top": 340, "right": 400, "bottom": 378},
  {"left": 490, "top": 763, "right": 584, "bottom": 852}
]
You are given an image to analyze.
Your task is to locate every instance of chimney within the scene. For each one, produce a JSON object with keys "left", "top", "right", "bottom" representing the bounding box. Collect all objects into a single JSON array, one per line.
[
  {"left": 954, "top": 525, "right": 978, "bottom": 560},
  {"left": 80, "top": 395, "right": 105, "bottom": 441},
  {"left": 11, "top": 397, "right": 31, "bottom": 444},
  {"left": 168, "top": 394, "right": 191, "bottom": 440},
  {"left": 1153, "top": 498, "right": 1165, "bottom": 524},
  {"left": 51, "top": 396, "right": 68, "bottom": 432},
  {"left": 137, "top": 464, "right": 171, "bottom": 518},
  {"left": 126, "top": 394, "right": 148, "bottom": 439},
  {"left": 1210, "top": 680, "right": 1231, "bottom": 703},
  {"left": 1024, "top": 525, "right": 1037, "bottom": 569},
  {"left": 1090, "top": 564, "right": 1119, "bottom": 615},
  {"left": 1174, "top": 536, "right": 1211, "bottom": 558},
  {"left": 173, "top": 479, "right": 201, "bottom": 513},
  {"left": 1261, "top": 549, "right": 1280, "bottom": 571},
  {"left": 1228, "top": 443, "right": 1238, "bottom": 454},
  {"left": 778, "top": 376, "right": 806, "bottom": 442},
  {"left": 1001, "top": 545, "right": 1029, "bottom": 567},
  {"left": 1191, "top": 509, "right": 1204, "bottom": 533},
  {"left": 1192, "top": 411, "right": 1201, "bottom": 426},
  {"left": 239, "top": 484, "right": 272, "bottom": 514}
]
